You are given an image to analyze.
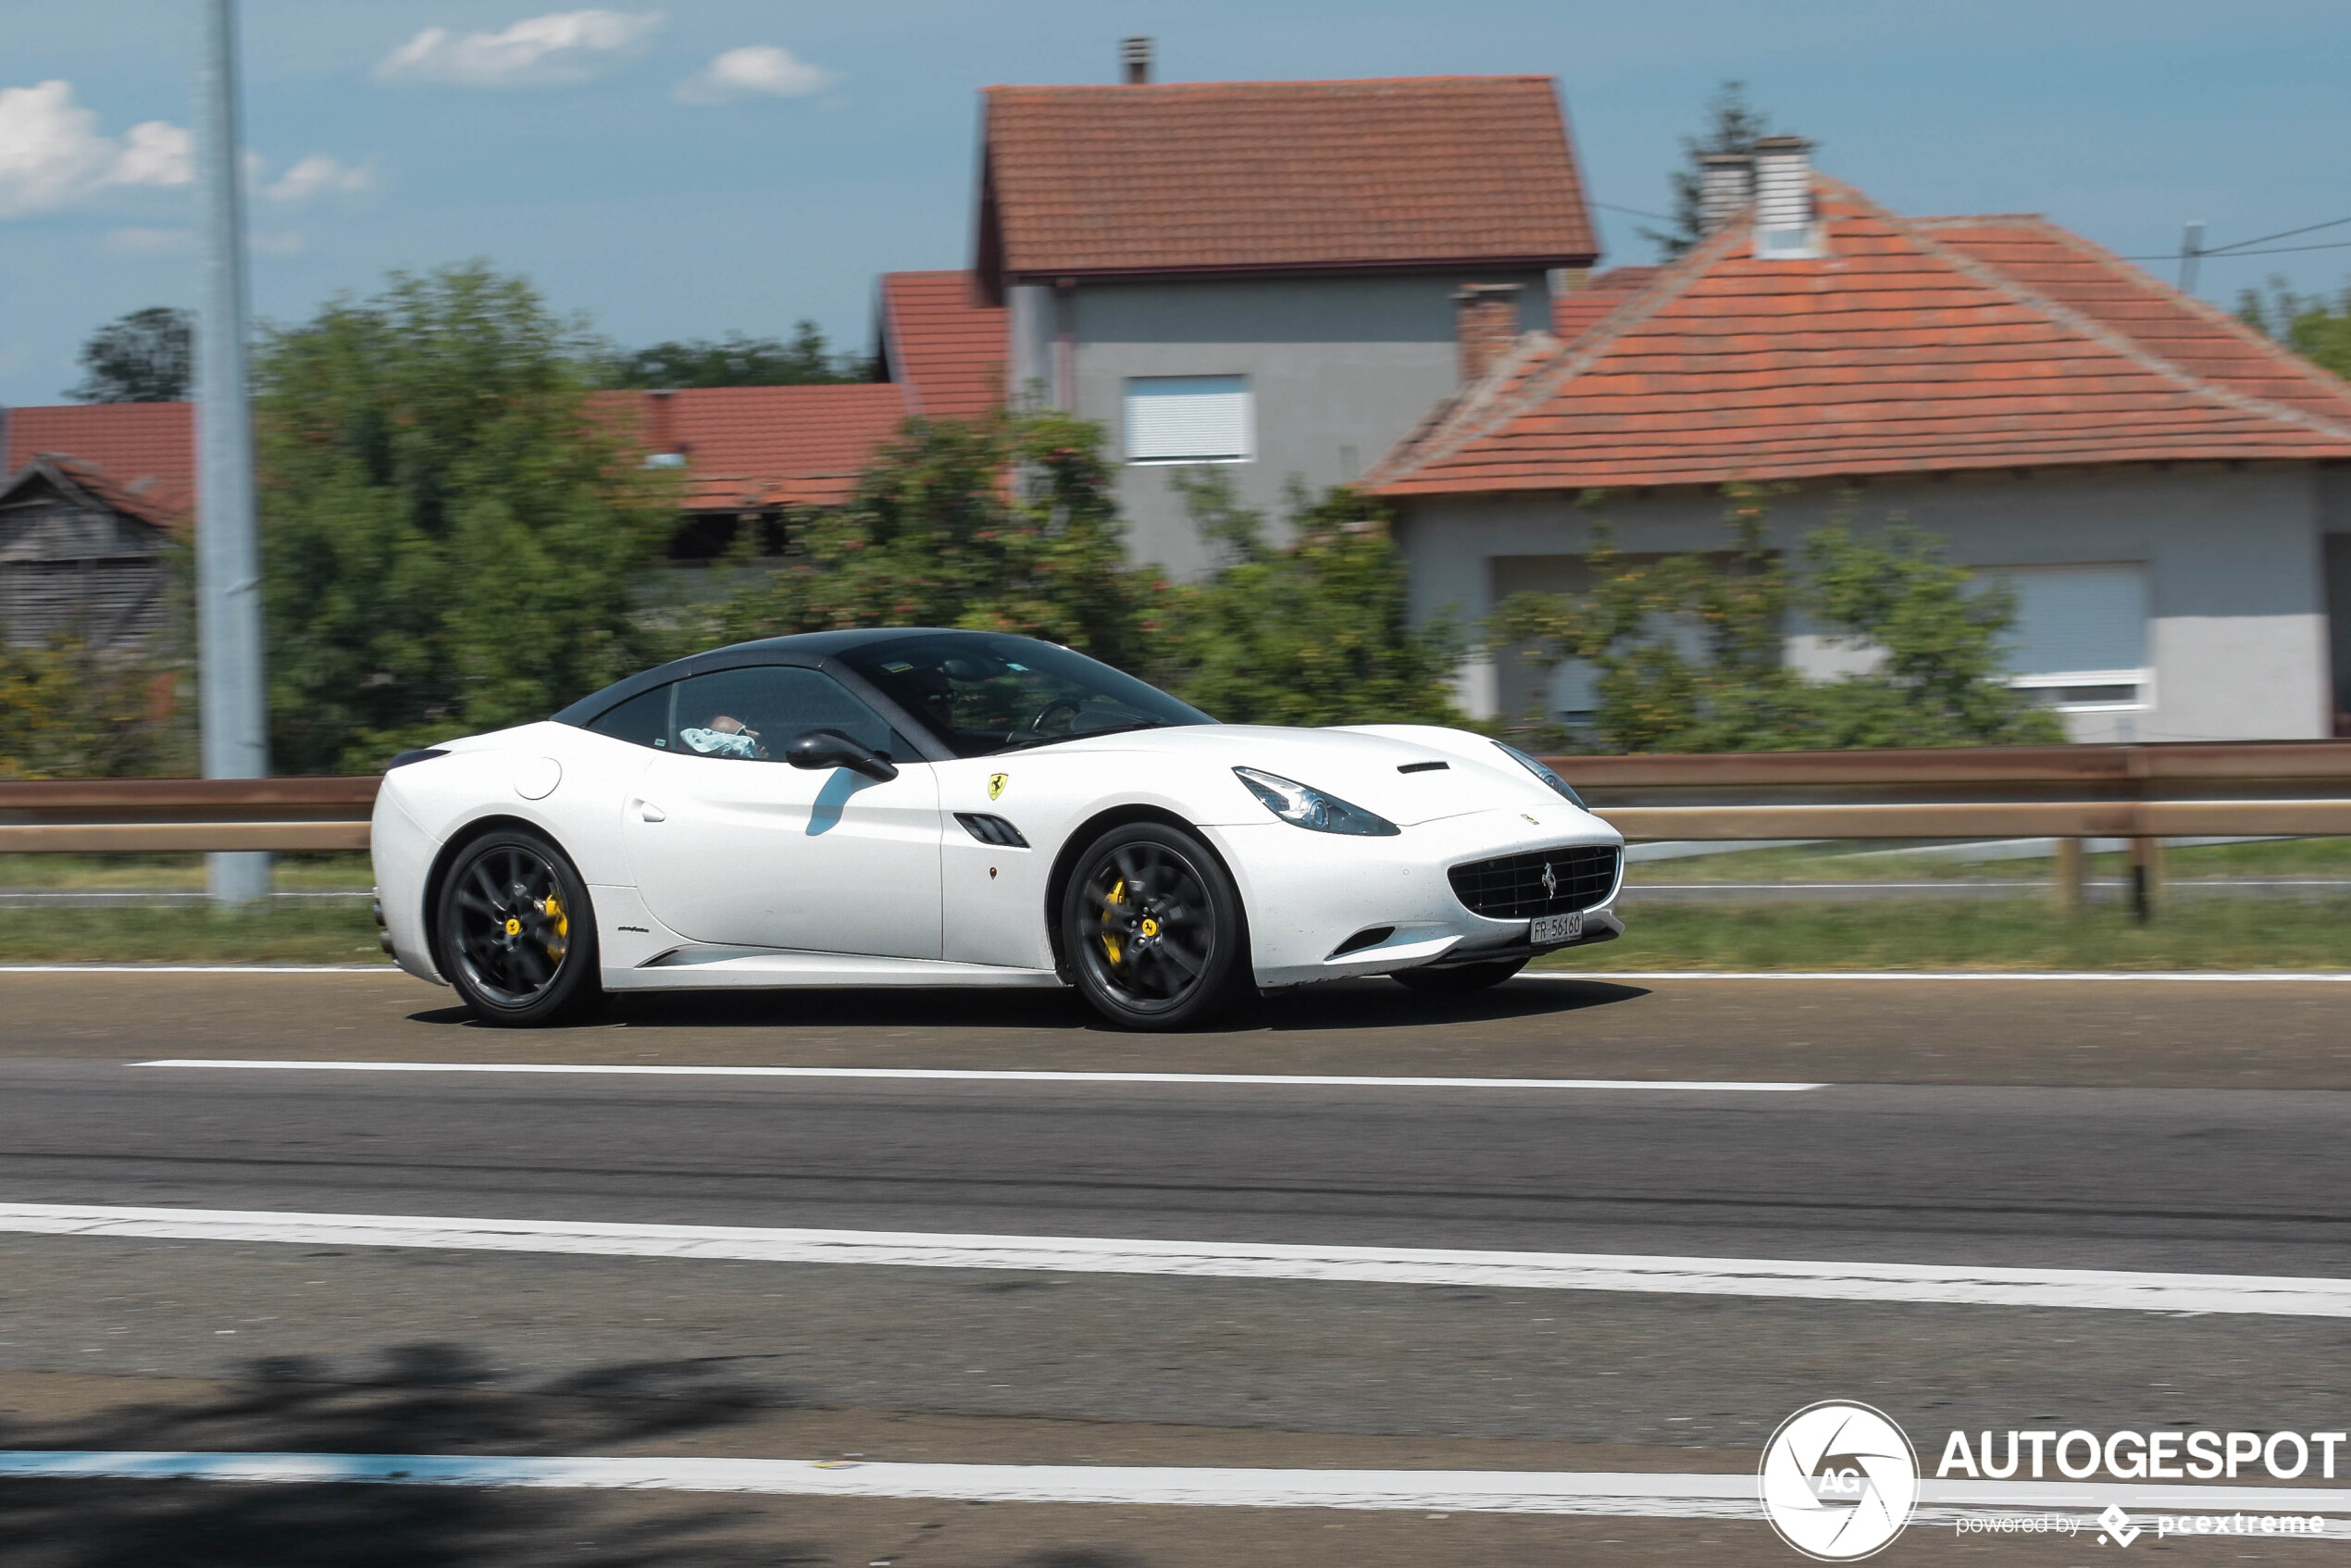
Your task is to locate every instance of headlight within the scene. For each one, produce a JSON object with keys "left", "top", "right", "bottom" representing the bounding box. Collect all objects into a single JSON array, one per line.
[
  {"left": 1234, "top": 767, "right": 1399, "bottom": 837},
  {"left": 1494, "top": 742, "right": 1586, "bottom": 808}
]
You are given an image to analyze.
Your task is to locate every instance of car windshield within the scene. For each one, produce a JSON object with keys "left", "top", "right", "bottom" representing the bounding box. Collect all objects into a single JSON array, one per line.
[{"left": 839, "top": 633, "right": 1213, "bottom": 759}]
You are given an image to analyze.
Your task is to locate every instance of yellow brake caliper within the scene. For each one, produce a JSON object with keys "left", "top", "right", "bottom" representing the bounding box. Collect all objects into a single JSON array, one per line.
[
  {"left": 1100, "top": 879, "right": 1126, "bottom": 964},
  {"left": 541, "top": 891, "right": 568, "bottom": 961}
]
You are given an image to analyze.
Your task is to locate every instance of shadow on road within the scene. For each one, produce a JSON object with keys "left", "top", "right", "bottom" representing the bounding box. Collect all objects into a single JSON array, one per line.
[
  {"left": 0, "top": 1344, "right": 817, "bottom": 1567},
  {"left": 407, "top": 978, "right": 1650, "bottom": 1038}
]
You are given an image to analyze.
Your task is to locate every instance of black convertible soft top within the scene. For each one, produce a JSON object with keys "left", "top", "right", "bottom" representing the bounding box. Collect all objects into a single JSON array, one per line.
[{"left": 548, "top": 628, "right": 967, "bottom": 729}]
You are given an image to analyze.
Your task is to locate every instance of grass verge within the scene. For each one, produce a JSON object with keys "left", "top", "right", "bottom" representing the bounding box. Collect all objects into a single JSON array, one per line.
[
  {"left": 0, "top": 902, "right": 389, "bottom": 964},
  {"left": 1540, "top": 896, "right": 2351, "bottom": 972}
]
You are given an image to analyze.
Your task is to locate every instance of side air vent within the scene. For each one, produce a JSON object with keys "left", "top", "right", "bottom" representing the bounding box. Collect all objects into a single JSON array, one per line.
[
  {"left": 1330, "top": 925, "right": 1395, "bottom": 957},
  {"left": 956, "top": 813, "right": 1030, "bottom": 849},
  {"left": 1397, "top": 760, "right": 1449, "bottom": 774}
]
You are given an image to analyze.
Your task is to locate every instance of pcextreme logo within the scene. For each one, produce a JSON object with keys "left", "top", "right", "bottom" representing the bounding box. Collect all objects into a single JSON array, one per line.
[{"left": 1760, "top": 1401, "right": 1921, "bottom": 1561}]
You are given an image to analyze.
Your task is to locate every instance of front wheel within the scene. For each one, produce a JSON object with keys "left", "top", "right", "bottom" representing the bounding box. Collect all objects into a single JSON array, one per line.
[
  {"left": 1062, "top": 822, "right": 1251, "bottom": 1030},
  {"left": 436, "top": 828, "right": 603, "bottom": 1026},
  {"left": 1391, "top": 957, "right": 1528, "bottom": 994}
]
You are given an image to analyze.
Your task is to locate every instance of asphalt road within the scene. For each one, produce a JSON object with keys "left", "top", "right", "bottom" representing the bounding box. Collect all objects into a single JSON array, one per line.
[{"left": 3, "top": 971, "right": 2348, "bottom": 1566}]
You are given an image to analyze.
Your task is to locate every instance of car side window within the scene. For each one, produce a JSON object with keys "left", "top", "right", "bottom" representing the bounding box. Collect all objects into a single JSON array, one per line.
[
  {"left": 669, "top": 666, "right": 915, "bottom": 763},
  {"left": 584, "top": 683, "right": 676, "bottom": 749}
]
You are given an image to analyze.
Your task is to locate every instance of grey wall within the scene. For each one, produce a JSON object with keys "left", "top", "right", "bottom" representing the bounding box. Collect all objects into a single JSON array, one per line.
[
  {"left": 1390, "top": 464, "right": 2332, "bottom": 743},
  {"left": 1059, "top": 272, "right": 1549, "bottom": 579}
]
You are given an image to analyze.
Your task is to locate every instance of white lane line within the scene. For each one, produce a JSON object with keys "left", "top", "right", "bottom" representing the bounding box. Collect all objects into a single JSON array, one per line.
[
  {"left": 4, "top": 1203, "right": 2345, "bottom": 1316},
  {"left": 132, "top": 1060, "right": 1821, "bottom": 1092},
  {"left": 0, "top": 964, "right": 393, "bottom": 974},
  {"left": 0, "top": 1452, "right": 2344, "bottom": 1522},
  {"left": 1549, "top": 970, "right": 2351, "bottom": 982}
]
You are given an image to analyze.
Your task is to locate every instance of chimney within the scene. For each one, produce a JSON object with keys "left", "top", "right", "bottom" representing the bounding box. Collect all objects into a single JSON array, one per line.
[
  {"left": 1121, "top": 37, "right": 1151, "bottom": 84},
  {"left": 1751, "top": 134, "right": 1821, "bottom": 259},
  {"left": 1453, "top": 283, "right": 1524, "bottom": 386},
  {"left": 1698, "top": 152, "right": 1752, "bottom": 236}
]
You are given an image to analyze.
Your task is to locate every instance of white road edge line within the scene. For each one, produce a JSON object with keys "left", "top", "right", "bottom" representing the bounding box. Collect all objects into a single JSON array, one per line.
[
  {"left": 1549, "top": 970, "right": 2351, "bottom": 982},
  {"left": 3, "top": 964, "right": 2345, "bottom": 981},
  {"left": 132, "top": 1060, "right": 1822, "bottom": 1092},
  {"left": 0, "top": 1452, "right": 2344, "bottom": 1521},
  {"left": 4, "top": 1203, "right": 2347, "bottom": 1317}
]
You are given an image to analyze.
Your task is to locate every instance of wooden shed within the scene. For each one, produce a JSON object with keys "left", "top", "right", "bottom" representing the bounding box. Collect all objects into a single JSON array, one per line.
[{"left": 0, "top": 455, "right": 177, "bottom": 648}]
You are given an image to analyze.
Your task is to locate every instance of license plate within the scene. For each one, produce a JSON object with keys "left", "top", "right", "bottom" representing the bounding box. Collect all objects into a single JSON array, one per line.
[{"left": 1530, "top": 911, "right": 1583, "bottom": 945}]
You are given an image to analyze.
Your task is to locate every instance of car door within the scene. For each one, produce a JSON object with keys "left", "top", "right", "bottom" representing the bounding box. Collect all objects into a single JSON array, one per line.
[{"left": 621, "top": 663, "right": 943, "bottom": 958}]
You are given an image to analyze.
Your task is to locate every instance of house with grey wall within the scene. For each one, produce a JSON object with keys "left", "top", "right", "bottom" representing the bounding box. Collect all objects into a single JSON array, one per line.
[
  {"left": 1366, "top": 142, "right": 2351, "bottom": 743},
  {"left": 975, "top": 60, "right": 1597, "bottom": 579}
]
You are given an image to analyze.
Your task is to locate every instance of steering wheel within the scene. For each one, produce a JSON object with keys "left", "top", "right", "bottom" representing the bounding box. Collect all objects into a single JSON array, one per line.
[{"left": 1028, "top": 697, "right": 1083, "bottom": 735}]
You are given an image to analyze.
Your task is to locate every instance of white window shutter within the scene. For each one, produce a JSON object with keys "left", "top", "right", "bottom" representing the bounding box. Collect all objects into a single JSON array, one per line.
[
  {"left": 1984, "top": 564, "right": 2148, "bottom": 677},
  {"left": 1124, "top": 376, "right": 1251, "bottom": 463}
]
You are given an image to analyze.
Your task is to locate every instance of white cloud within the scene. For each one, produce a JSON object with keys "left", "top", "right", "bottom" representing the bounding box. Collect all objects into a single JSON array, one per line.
[
  {"left": 674, "top": 44, "right": 835, "bottom": 106},
  {"left": 249, "top": 230, "right": 306, "bottom": 255},
  {"left": 376, "top": 10, "right": 663, "bottom": 87},
  {"left": 0, "top": 80, "right": 192, "bottom": 218},
  {"left": 265, "top": 154, "right": 371, "bottom": 204},
  {"left": 111, "top": 120, "right": 193, "bottom": 188}
]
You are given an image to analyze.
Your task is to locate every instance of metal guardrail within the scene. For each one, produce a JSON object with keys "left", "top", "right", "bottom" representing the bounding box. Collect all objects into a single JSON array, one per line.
[{"left": 1, "top": 740, "right": 2349, "bottom": 852}]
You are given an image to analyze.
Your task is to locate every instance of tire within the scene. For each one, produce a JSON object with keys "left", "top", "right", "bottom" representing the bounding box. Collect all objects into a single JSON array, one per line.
[
  {"left": 1391, "top": 956, "right": 1528, "bottom": 994},
  {"left": 435, "top": 828, "right": 603, "bottom": 1027},
  {"left": 1062, "top": 822, "right": 1251, "bottom": 1030}
]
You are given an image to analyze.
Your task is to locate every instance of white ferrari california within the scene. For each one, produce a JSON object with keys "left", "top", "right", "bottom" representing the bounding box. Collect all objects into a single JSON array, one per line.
[{"left": 371, "top": 628, "right": 1624, "bottom": 1028}]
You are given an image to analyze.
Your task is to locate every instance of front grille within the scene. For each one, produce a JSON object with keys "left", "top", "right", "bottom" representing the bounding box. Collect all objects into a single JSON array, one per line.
[{"left": 1448, "top": 845, "right": 1619, "bottom": 921}]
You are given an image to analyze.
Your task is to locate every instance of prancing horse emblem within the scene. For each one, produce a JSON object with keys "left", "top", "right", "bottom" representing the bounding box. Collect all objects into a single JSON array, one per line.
[
  {"left": 1540, "top": 861, "right": 1558, "bottom": 900},
  {"left": 988, "top": 773, "right": 1008, "bottom": 802}
]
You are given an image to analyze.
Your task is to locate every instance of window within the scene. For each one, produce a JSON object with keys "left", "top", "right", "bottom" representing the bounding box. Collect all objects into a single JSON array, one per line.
[
  {"left": 667, "top": 666, "right": 916, "bottom": 762},
  {"left": 1982, "top": 564, "right": 2151, "bottom": 712},
  {"left": 1124, "top": 375, "right": 1251, "bottom": 464},
  {"left": 839, "top": 631, "right": 1212, "bottom": 759},
  {"left": 585, "top": 683, "right": 675, "bottom": 749}
]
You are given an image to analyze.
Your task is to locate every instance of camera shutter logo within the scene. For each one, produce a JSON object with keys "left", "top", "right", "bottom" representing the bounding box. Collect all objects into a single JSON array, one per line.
[{"left": 1759, "top": 1401, "right": 1919, "bottom": 1561}]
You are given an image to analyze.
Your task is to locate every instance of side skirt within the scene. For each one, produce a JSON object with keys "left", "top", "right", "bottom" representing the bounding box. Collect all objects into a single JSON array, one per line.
[{"left": 604, "top": 949, "right": 1066, "bottom": 991}]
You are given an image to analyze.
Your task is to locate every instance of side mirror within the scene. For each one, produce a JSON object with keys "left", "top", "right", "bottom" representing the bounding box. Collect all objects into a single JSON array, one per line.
[{"left": 785, "top": 728, "right": 899, "bottom": 781}]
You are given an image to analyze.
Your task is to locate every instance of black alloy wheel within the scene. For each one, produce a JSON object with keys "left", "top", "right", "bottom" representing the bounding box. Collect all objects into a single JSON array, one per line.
[
  {"left": 436, "top": 828, "right": 602, "bottom": 1026},
  {"left": 1063, "top": 822, "right": 1250, "bottom": 1029},
  {"left": 1391, "top": 956, "right": 1529, "bottom": 994}
]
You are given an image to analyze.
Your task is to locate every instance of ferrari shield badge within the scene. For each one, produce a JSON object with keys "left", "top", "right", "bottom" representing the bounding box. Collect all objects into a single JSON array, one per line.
[{"left": 988, "top": 773, "right": 1009, "bottom": 802}]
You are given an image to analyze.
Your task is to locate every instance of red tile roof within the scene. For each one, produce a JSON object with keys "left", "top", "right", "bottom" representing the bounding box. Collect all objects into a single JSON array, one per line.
[
  {"left": 978, "top": 76, "right": 1597, "bottom": 287},
  {"left": 2, "top": 401, "right": 195, "bottom": 524},
  {"left": 878, "top": 270, "right": 1007, "bottom": 419},
  {"left": 1367, "top": 180, "right": 2351, "bottom": 497},
  {"left": 1550, "top": 266, "right": 1661, "bottom": 343},
  {"left": 1924, "top": 215, "right": 2351, "bottom": 429},
  {"left": 590, "top": 384, "right": 914, "bottom": 509}
]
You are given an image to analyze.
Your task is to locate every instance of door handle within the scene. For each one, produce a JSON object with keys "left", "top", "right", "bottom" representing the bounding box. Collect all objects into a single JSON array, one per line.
[{"left": 638, "top": 801, "right": 667, "bottom": 823}]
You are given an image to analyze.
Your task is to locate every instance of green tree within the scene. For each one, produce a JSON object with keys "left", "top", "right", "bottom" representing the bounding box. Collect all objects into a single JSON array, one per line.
[
  {"left": 2237, "top": 278, "right": 2351, "bottom": 381},
  {"left": 256, "top": 264, "right": 678, "bottom": 774},
  {"left": 0, "top": 638, "right": 191, "bottom": 778},
  {"left": 714, "top": 408, "right": 1151, "bottom": 666},
  {"left": 67, "top": 305, "right": 193, "bottom": 403},
  {"left": 1156, "top": 470, "right": 1464, "bottom": 727},
  {"left": 1639, "top": 81, "right": 1773, "bottom": 260},
  {"left": 601, "top": 322, "right": 871, "bottom": 388},
  {"left": 1494, "top": 489, "right": 2061, "bottom": 752}
]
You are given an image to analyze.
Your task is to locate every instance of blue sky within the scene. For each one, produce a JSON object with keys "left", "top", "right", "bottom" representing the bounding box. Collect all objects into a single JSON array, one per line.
[{"left": 2, "top": 0, "right": 2346, "bottom": 405}]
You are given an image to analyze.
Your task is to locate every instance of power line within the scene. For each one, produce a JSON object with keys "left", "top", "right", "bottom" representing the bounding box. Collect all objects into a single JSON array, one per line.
[
  {"left": 2200, "top": 213, "right": 2351, "bottom": 257},
  {"left": 2118, "top": 237, "right": 2351, "bottom": 262},
  {"left": 1593, "top": 199, "right": 1677, "bottom": 223}
]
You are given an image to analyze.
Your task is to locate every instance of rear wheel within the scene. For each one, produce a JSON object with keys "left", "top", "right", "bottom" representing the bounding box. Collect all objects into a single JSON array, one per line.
[
  {"left": 1391, "top": 956, "right": 1528, "bottom": 994},
  {"left": 436, "top": 828, "right": 602, "bottom": 1026},
  {"left": 1063, "top": 822, "right": 1251, "bottom": 1030}
]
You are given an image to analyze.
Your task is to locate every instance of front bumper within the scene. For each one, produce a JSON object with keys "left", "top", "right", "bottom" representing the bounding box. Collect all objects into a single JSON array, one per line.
[{"left": 1202, "top": 807, "right": 1625, "bottom": 988}]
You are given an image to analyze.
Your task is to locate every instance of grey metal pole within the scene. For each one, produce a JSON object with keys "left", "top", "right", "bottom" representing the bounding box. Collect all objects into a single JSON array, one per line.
[
  {"left": 193, "top": 0, "right": 271, "bottom": 905},
  {"left": 2177, "top": 220, "right": 2206, "bottom": 295}
]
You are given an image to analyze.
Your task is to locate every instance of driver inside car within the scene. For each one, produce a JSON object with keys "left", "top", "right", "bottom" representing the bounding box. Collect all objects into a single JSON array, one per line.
[{"left": 679, "top": 713, "right": 764, "bottom": 760}]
